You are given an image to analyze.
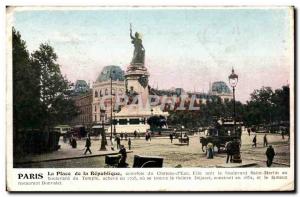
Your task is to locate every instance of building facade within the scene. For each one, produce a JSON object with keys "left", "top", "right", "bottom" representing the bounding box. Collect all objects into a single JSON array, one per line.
[
  {"left": 92, "top": 65, "right": 126, "bottom": 124},
  {"left": 70, "top": 89, "right": 93, "bottom": 130}
]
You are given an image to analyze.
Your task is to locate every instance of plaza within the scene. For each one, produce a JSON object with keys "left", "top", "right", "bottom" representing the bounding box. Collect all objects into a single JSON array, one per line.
[{"left": 15, "top": 132, "right": 290, "bottom": 168}]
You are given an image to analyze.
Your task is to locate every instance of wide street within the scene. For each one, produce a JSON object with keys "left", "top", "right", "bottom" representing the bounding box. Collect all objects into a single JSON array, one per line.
[{"left": 17, "top": 131, "right": 290, "bottom": 168}]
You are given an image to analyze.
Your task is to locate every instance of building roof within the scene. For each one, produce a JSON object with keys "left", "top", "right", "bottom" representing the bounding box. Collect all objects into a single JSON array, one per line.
[
  {"left": 74, "top": 80, "right": 90, "bottom": 94},
  {"left": 96, "top": 65, "right": 125, "bottom": 82},
  {"left": 211, "top": 81, "right": 232, "bottom": 94}
]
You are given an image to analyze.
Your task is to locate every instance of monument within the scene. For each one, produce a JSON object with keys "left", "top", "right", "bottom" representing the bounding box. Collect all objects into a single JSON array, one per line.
[
  {"left": 125, "top": 24, "right": 150, "bottom": 105},
  {"left": 107, "top": 24, "right": 168, "bottom": 134}
]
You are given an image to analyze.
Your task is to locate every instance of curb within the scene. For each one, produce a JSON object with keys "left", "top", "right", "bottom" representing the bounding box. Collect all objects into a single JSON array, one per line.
[{"left": 15, "top": 150, "right": 133, "bottom": 165}]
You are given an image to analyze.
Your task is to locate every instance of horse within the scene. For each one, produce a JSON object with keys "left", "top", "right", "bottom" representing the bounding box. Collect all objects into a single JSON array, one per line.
[{"left": 199, "top": 137, "right": 221, "bottom": 153}]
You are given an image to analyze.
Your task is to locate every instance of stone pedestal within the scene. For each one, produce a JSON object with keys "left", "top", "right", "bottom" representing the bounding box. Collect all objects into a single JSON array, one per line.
[{"left": 125, "top": 63, "right": 150, "bottom": 106}]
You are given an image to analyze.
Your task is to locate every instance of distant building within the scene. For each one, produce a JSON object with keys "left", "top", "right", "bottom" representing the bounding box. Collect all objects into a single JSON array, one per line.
[
  {"left": 92, "top": 65, "right": 126, "bottom": 124},
  {"left": 70, "top": 88, "right": 93, "bottom": 131},
  {"left": 73, "top": 80, "right": 90, "bottom": 96},
  {"left": 209, "top": 81, "right": 233, "bottom": 102}
]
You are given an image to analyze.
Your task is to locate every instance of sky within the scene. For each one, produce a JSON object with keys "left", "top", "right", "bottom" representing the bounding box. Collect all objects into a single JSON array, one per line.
[{"left": 12, "top": 7, "right": 293, "bottom": 103}]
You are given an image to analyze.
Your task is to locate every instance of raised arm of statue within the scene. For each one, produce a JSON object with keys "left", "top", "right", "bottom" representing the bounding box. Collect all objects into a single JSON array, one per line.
[
  {"left": 130, "top": 23, "right": 134, "bottom": 40},
  {"left": 141, "top": 43, "right": 145, "bottom": 50}
]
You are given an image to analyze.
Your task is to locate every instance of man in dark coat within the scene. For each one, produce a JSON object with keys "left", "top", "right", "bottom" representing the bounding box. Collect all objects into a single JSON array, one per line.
[
  {"left": 116, "top": 136, "right": 121, "bottom": 149},
  {"left": 84, "top": 136, "right": 92, "bottom": 154},
  {"left": 281, "top": 130, "right": 285, "bottom": 139},
  {"left": 118, "top": 145, "right": 128, "bottom": 168},
  {"left": 169, "top": 133, "right": 173, "bottom": 143},
  {"left": 252, "top": 135, "right": 257, "bottom": 147},
  {"left": 266, "top": 145, "right": 275, "bottom": 167},
  {"left": 128, "top": 138, "right": 131, "bottom": 150},
  {"left": 134, "top": 130, "right": 137, "bottom": 138},
  {"left": 263, "top": 134, "right": 268, "bottom": 147},
  {"left": 225, "top": 141, "right": 233, "bottom": 163}
]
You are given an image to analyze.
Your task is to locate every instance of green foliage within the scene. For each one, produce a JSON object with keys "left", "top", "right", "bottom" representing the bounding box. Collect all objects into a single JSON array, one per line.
[
  {"left": 168, "top": 96, "right": 245, "bottom": 128},
  {"left": 13, "top": 28, "right": 78, "bottom": 132},
  {"left": 244, "top": 86, "right": 289, "bottom": 127},
  {"left": 167, "top": 85, "right": 289, "bottom": 129},
  {"left": 147, "top": 115, "right": 167, "bottom": 130},
  {"left": 13, "top": 28, "right": 41, "bottom": 130},
  {"left": 31, "top": 43, "right": 78, "bottom": 129}
]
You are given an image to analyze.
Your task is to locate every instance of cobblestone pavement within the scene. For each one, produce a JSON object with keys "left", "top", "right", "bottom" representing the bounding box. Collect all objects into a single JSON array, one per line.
[{"left": 17, "top": 131, "right": 291, "bottom": 168}]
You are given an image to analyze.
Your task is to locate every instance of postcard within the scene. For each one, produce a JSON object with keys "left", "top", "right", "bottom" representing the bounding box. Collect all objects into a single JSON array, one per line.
[{"left": 6, "top": 6, "right": 295, "bottom": 191}]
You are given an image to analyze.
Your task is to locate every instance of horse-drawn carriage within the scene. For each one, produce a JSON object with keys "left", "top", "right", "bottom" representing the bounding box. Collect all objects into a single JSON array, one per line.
[{"left": 200, "top": 118, "right": 242, "bottom": 153}]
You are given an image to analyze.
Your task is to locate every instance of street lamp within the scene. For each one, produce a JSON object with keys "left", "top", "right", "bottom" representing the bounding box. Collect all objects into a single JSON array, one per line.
[
  {"left": 228, "top": 68, "right": 242, "bottom": 163},
  {"left": 181, "top": 125, "right": 184, "bottom": 144},
  {"left": 228, "top": 68, "right": 238, "bottom": 136},
  {"left": 113, "top": 111, "right": 116, "bottom": 136},
  {"left": 110, "top": 70, "right": 115, "bottom": 141},
  {"left": 100, "top": 120, "right": 107, "bottom": 151}
]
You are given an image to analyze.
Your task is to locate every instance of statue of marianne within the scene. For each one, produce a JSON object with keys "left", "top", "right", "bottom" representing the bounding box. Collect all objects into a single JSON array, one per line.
[{"left": 130, "top": 24, "right": 145, "bottom": 65}]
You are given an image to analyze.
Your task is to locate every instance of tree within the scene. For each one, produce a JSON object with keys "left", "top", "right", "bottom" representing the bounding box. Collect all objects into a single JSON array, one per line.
[
  {"left": 13, "top": 28, "right": 41, "bottom": 132},
  {"left": 31, "top": 43, "right": 78, "bottom": 130},
  {"left": 271, "top": 85, "right": 289, "bottom": 122},
  {"left": 244, "top": 87, "right": 274, "bottom": 126},
  {"left": 147, "top": 115, "right": 167, "bottom": 130},
  {"left": 243, "top": 86, "right": 290, "bottom": 128}
]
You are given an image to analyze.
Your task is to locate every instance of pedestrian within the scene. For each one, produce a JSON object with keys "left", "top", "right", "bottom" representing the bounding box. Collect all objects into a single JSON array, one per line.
[
  {"left": 128, "top": 138, "right": 131, "bottom": 150},
  {"left": 63, "top": 134, "right": 67, "bottom": 143},
  {"left": 111, "top": 138, "right": 115, "bottom": 151},
  {"left": 225, "top": 141, "right": 233, "bottom": 163},
  {"left": 84, "top": 136, "right": 92, "bottom": 154},
  {"left": 252, "top": 135, "right": 257, "bottom": 147},
  {"left": 145, "top": 132, "right": 148, "bottom": 141},
  {"left": 116, "top": 136, "right": 121, "bottom": 149},
  {"left": 134, "top": 130, "right": 137, "bottom": 138},
  {"left": 207, "top": 143, "right": 214, "bottom": 159},
  {"left": 247, "top": 128, "right": 251, "bottom": 136},
  {"left": 266, "top": 145, "right": 275, "bottom": 167},
  {"left": 125, "top": 133, "right": 128, "bottom": 140},
  {"left": 71, "top": 135, "right": 77, "bottom": 148},
  {"left": 120, "top": 133, "right": 124, "bottom": 140},
  {"left": 263, "top": 134, "right": 268, "bottom": 147},
  {"left": 281, "top": 130, "right": 285, "bottom": 139},
  {"left": 148, "top": 132, "right": 151, "bottom": 141},
  {"left": 118, "top": 145, "right": 128, "bottom": 168},
  {"left": 169, "top": 133, "right": 173, "bottom": 143},
  {"left": 186, "top": 135, "right": 189, "bottom": 145}
]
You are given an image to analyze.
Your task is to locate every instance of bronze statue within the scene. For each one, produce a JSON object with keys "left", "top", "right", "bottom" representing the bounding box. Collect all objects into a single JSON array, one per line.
[{"left": 130, "top": 24, "right": 145, "bottom": 65}]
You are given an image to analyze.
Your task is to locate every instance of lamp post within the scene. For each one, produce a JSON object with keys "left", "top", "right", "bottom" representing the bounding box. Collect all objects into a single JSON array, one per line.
[
  {"left": 228, "top": 68, "right": 238, "bottom": 136},
  {"left": 228, "top": 68, "right": 242, "bottom": 163},
  {"left": 110, "top": 70, "right": 115, "bottom": 141},
  {"left": 181, "top": 125, "right": 184, "bottom": 144},
  {"left": 100, "top": 120, "right": 107, "bottom": 151},
  {"left": 113, "top": 111, "right": 116, "bottom": 136}
]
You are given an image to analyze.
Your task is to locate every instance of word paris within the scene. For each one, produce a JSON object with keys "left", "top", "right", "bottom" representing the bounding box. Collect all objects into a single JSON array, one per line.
[{"left": 99, "top": 94, "right": 202, "bottom": 111}]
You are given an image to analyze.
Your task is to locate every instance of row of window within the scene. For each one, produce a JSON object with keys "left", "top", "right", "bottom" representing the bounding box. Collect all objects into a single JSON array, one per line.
[
  {"left": 74, "top": 114, "right": 91, "bottom": 124},
  {"left": 80, "top": 106, "right": 91, "bottom": 115},
  {"left": 93, "top": 117, "right": 145, "bottom": 125},
  {"left": 94, "top": 114, "right": 108, "bottom": 122},
  {"left": 94, "top": 88, "right": 124, "bottom": 98}
]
